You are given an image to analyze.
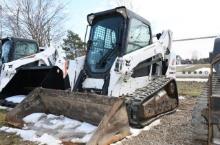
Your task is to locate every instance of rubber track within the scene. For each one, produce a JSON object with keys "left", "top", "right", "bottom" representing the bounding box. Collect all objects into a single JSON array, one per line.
[{"left": 126, "top": 76, "right": 177, "bottom": 127}]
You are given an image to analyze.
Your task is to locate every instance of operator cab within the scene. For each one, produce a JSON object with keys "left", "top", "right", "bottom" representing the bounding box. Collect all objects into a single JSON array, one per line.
[
  {"left": 85, "top": 6, "right": 152, "bottom": 78},
  {"left": 0, "top": 37, "right": 39, "bottom": 63}
]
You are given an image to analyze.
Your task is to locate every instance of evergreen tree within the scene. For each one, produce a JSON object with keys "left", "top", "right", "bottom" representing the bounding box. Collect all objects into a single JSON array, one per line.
[{"left": 62, "top": 30, "right": 86, "bottom": 59}]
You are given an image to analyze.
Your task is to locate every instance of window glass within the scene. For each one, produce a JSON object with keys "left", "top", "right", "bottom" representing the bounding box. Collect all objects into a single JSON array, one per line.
[
  {"left": 126, "top": 19, "right": 151, "bottom": 53},
  {"left": 1, "top": 40, "right": 12, "bottom": 63},
  {"left": 87, "top": 16, "right": 123, "bottom": 73},
  {"left": 14, "top": 41, "right": 38, "bottom": 60}
]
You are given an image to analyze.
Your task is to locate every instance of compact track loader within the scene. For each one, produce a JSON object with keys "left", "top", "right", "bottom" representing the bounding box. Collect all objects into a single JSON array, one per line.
[
  {"left": 0, "top": 37, "right": 68, "bottom": 98},
  {"left": 6, "top": 7, "right": 179, "bottom": 144}
]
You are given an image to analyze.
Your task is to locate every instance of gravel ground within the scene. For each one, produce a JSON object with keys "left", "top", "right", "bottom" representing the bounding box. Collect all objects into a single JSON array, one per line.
[{"left": 116, "top": 96, "right": 198, "bottom": 145}]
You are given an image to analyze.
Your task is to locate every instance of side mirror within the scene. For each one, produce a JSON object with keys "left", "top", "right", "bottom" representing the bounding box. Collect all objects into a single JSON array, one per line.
[{"left": 156, "top": 33, "right": 162, "bottom": 40}]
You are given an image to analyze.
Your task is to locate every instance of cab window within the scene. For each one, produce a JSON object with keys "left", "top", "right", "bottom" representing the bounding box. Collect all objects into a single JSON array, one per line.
[
  {"left": 14, "top": 41, "right": 38, "bottom": 60},
  {"left": 126, "top": 19, "right": 151, "bottom": 53},
  {"left": 1, "top": 40, "right": 12, "bottom": 63}
]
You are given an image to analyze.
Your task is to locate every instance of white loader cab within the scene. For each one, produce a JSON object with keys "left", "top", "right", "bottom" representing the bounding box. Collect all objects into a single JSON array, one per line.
[{"left": 0, "top": 37, "right": 68, "bottom": 98}]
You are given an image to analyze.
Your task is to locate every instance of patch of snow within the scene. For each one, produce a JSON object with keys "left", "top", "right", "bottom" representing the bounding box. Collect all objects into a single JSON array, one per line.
[
  {"left": 143, "top": 119, "right": 160, "bottom": 131},
  {"left": 0, "top": 126, "right": 61, "bottom": 145},
  {"left": 129, "top": 128, "right": 142, "bottom": 136},
  {"left": 34, "top": 133, "right": 61, "bottom": 145},
  {"left": 46, "top": 114, "right": 57, "bottom": 119},
  {"left": 130, "top": 119, "right": 160, "bottom": 136},
  {"left": 1, "top": 113, "right": 98, "bottom": 144},
  {"left": 0, "top": 105, "right": 9, "bottom": 110},
  {"left": 213, "top": 138, "right": 220, "bottom": 145},
  {"left": 111, "top": 119, "right": 161, "bottom": 145},
  {"left": 5, "top": 95, "right": 26, "bottom": 103},
  {"left": 52, "top": 116, "right": 81, "bottom": 129},
  {"left": 23, "top": 113, "right": 46, "bottom": 123},
  {"left": 176, "top": 78, "right": 208, "bottom": 82},
  {"left": 0, "top": 126, "right": 37, "bottom": 141},
  {"left": 1, "top": 113, "right": 162, "bottom": 145},
  {"left": 71, "top": 133, "right": 93, "bottom": 143},
  {"left": 32, "top": 115, "right": 81, "bottom": 130},
  {"left": 75, "top": 122, "right": 97, "bottom": 134},
  {"left": 179, "top": 96, "right": 185, "bottom": 100}
]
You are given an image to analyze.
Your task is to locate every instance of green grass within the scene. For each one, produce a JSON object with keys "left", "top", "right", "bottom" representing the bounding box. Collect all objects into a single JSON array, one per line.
[{"left": 177, "top": 81, "right": 205, "bottom": 97}]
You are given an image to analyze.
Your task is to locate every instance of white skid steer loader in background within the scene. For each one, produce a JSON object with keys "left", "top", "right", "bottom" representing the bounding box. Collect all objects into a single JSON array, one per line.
[
  {"left": 0, "top": 37, "right": 69, "bottom": 101},
  {"left": 6, "top": 7, "right": 179, "bottom": 145}
]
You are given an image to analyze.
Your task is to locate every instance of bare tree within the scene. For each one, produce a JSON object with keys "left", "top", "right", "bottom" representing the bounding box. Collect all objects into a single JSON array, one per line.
[
  {"left": 2, "top": 0, "right": 66, "bottom": 46},
  {"left": 0, "top": 5, "right": 3, "bottom": 38}
]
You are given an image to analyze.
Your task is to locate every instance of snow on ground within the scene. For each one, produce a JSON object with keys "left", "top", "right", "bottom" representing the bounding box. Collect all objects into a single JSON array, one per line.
[
  {"left": 23, "top": 113, "right": 46, "bottom": 123},
  {"left": 0, "top": 113, "right": 97, "bottom": 145},
  {"left": 0, "top": 126, "right": 61, "bottom": 145},
  {"left": 0, "top": 105, "right": 9, "bottom": 110},
  {"left": 129, "top": 119, "right": 161, "bottom": 137},
  {"left": 5, "top": 95, "right": 26, "bottom": 103},
  {"left": 176, "top": 78, "right": 208, "bottom": 82},
  {"left": 179, "top": 96, "right": 185, "bottom": 100},
  {"left": 0, "top": 112, "right": 162, "bottom": 145}
]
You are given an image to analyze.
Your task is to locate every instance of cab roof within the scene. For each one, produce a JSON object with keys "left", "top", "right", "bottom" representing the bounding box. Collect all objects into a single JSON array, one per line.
[
  {"left": 87, "top": 6, "right": 151, "bottom": 26},
  {"left": 1, "top": 37, "right": 38, "bottom": 44}
]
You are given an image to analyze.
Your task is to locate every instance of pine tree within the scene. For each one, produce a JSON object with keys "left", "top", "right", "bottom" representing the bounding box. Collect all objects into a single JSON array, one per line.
[{"left": 62, "top": 30, "right": 86, "bottom": 59}]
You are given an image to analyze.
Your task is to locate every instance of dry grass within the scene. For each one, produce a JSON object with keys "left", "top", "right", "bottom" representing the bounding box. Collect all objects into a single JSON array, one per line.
[
  {"left": 0, "top": 110, "right": 6, "bottom": 126},
  {"left": 0, "top": 109, "right": 36, "bottom": 145},
  {"left": 177, "top": 81, "right": 205, "bottom": 97}
]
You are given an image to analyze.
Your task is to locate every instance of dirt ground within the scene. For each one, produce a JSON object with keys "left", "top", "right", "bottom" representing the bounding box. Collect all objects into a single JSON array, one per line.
[{"left": 117, "top": 96, "right": 198, "bottom": 145}]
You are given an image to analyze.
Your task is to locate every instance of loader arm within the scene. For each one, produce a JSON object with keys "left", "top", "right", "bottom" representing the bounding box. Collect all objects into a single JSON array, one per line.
[
  {"left": 108, "top": 30, "right": 174, "bottom": 97},
  {"left": 0, "top": 47, "right": 55, "bottom": 91},
  {"left": 0, "top": 45, "right": 69, "bottom": 97}
]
